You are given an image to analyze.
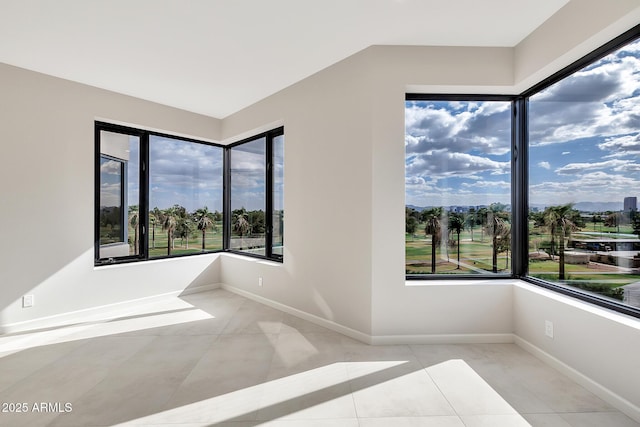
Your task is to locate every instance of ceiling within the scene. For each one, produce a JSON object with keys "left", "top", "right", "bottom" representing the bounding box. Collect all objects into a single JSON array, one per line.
[{"left": 0, "top": 0, "right": 569, "bottom": 119}]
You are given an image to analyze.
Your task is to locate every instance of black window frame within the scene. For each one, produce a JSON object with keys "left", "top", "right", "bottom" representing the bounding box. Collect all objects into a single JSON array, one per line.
[
  {"left": 226, "top": 127, "right": 285, "bottom": 261},
  {"left": 405, "top": 94, "right": 518, "bottom": 280},
  {"left": 95, "top": 123, "right": 148, "bottom": 264},
  {"left": 94, "top": 122, "right": 284, "bottom": 265},
  {"left": 406, "top": 23, "right": 640, "bottom": 320}
]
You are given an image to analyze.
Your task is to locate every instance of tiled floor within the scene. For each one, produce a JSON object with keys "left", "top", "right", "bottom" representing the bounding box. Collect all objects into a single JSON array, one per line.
[{"left": 0, "top": 288, "right": 637, "bottom": 427}]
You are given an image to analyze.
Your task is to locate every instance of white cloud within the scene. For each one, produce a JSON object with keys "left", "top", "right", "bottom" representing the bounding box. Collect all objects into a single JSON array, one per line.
[
  {"left": 405, "top": 100, "right": 511, "bottom": 156},
  {"left": 461, "top": 180, "right": 510, "bottom": 189},
  {"left": 100, "top": 159, "right": 121, "bottom": 175},
  {"left": 148, "top": 136, "right": 225, "bottom": 211},
  {"left": 406, "top": 150, "right": 509, "bottom": 178},
  {"left": 100, "top": 183, "right": 121, "bottom": 207},
  {"left": 405, "top": 100, "right": 512, "bottom": 207},
  {"left": 529, "top": 51, "right": 640, "bottom": 146},
  {"left": 538, "top": 161, "right": 551, "bottom": 169},
  {"left": 555, "top": 159, "right": 633, "bottom": 175},
  {"left": 530, "top": 171, "right": 640, "bottom": 205},
  {"left": 598, "top": 133, "right": 640, "bottom": 156}
]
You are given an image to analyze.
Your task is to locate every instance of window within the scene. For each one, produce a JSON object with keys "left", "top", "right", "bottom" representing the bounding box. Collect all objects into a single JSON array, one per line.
[
  {"left": 230, "top": 137, "right": 266, "bottom": 255},
  {"left": 405, "top": 97, "right": 513, "bottom": 276},
  {"left": 228, "top": 128, "right": 284, "bottom": 259},
  {"left": 148, "top": 135, "right": 224, "bottom": 257},
  {"left": 527, "top": 31, "right": 640, "bottom": 309},
  {"left": 96, "top": 128, "right": 142, "bottom": 261},
  {"left": 272, "top": 134, "right": 285, "bottom": 257},
  {"left": 406, "top": 24, "right": 640, "bottom": 318},
  {"left": 95, "top": 122, "right": 283, "bottom": 264}
]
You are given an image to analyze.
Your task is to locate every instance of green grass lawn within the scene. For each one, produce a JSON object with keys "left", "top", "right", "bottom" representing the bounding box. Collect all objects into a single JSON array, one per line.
[
  {"left": 406, "top": 229, "right": 509, "bottom": 274},
  {"left": 148, "top": 230, "right": 223, "bottom": 257}
]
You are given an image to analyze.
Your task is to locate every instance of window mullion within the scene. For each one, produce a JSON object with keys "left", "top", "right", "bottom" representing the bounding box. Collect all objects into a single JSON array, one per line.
[
  {"left": 512, "top": 98, "right": 529, "bottom": 278},
  {"left": 223, "top": 147, "right": 231, "bottom": 251},
  {"left": 265, "top": 133, "right": 274, "bottom": 259}
]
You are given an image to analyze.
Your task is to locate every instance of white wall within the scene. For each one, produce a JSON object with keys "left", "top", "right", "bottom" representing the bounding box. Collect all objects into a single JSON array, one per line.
[
  {"left": 367, "top": 45, "right": 515, "bottom": 340},
  {"left": 0, "top": 63, "right": 223, "bottom": 330},
  {"left": 514, "top": 0, "right": 640, "bottom": 92},
  {"left": 514, "top": 282, "right": 640, "bottom": 419},
  {"left": 221, "top": 51, "right": 375, "bottom": 334}
]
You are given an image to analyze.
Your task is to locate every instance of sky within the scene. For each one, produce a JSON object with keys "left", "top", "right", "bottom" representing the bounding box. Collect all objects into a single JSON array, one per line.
[
  {"left": 405, "top": 100, "right": 512, "bottom": 208},
  {"left": 149, "top": 135, "right": 224, "bottom": 212},
  {"left": 230, "top": 138, "right": 266, "bottom": 212},
  {"left": 406, "top": 38, "right": 640, "bottom": 211},
  {"left": 101, "top": 133, "right": 282, "bottom": 214}
]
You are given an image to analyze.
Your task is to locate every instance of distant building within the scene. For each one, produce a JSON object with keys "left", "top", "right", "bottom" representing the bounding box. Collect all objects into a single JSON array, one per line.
[{"left": 624, "top": 196, "right": 637, "bottom": 211}]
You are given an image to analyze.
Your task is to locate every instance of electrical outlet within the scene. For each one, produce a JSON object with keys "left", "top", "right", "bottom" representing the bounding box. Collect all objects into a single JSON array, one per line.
[
  {"left": 258, "top": 277, "right": 263, "bottom": 287},
  {"left": 545, "top": 320, "right": 554, "bottom": 338},
  {"left": 23, "top": 295, "right": 34, "bottom": 308}
]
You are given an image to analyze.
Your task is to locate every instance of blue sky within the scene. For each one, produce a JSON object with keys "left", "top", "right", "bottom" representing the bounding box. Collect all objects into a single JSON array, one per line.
[
  {"left": 405, "top": 100, "right": 512, "bottom": 207},
  {"left": 148, "top": 135, "right": 224, "bottom": 212},
  {"left": 101, "top": 134, "right": 281, "bottom": 214},
  {"left": 406, "top": 38, "right": 640, "bottom": 210},
  {"left": 230, "top": 138, "right": 266, "bottom": 212}
]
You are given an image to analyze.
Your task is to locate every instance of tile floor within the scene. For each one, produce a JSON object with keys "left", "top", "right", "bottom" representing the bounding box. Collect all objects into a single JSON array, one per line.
[{"left": 0, "top": 288, "right": 637, "bottom": 427}]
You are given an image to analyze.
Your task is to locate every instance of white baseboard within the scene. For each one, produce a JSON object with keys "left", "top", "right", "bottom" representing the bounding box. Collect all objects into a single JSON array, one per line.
[
  {"left": 221, "top": 284, "right": 516, "bottom": 346},
  {"left": 515, "top": 336, "right": 640, "bottom": 423},
  {"left": 370, "top": 333, "right": 515, "bottom": 345},
  {"left": 0, "top": 283, "right": 222, "bottom": 336},
  {"left": 179, "top": 282, "right": 222, "bottom": 296},
  {"left": 220, "top": 283, "right": 373, "bottom": 344}
]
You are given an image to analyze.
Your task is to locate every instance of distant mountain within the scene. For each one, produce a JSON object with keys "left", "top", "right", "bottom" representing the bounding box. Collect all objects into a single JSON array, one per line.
[
  {"left": 409, "top": 202, "right": 624, "bottom": 213},
  {"left": 406, "top": 204, "right": 429, "bottom": 211},
  {"left": 406, "top": 204, "right": 495, "bottom": 212},
  {"left": 574, "top": 201, "right": 623, "bottom": 212},
  {"left": 531, "top": 201, "right": 623, "bottom": 212}
]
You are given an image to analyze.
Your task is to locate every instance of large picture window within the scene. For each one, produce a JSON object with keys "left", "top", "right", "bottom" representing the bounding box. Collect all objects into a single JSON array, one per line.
[
  {"left": 149, "top": 135, "right": 224, "bottom": 258},
  {"left": 95, "top": 123, "right": 284, "bottom": 264},
  {"left": 406, "top": 25, "right": 640, "bottom": 318},
  {"left": 527, "top": 33, "right": 640, "bottom": 308},
  {"left": 405, "top": 98, "right": 512, "bottom": 276}
]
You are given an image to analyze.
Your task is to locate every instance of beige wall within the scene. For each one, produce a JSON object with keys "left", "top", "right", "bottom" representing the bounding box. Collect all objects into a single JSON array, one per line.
[
  {"left": 515, "top": 0, "right": 640, "bottom": 92},
  {"left": 222, "top": 50, "right": 375, "bottom": 333},
  {"left": 0, "top": 62, "right": 223, "bottom": 329},
  {"left": 514, "top": 283, "right": 640, "bottom": 419}
]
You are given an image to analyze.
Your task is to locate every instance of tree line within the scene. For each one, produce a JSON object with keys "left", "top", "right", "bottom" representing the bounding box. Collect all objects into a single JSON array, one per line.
[
  {"left": 126, "top": 205, "right": 223, "bottom": 256},
  {"left": 408, "top": 202, "right": 640, "bottom": 279},
  {"left": 126, "top": 205, "right": 270, "bottom": 256},
  {"left": 406, "top": 203, "right": 511, "bottom": 273}
]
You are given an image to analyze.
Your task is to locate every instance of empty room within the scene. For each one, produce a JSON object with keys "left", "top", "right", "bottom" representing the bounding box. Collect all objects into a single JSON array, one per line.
[{"left": 1, "top": 1, "right": 640, "bottom": 426}]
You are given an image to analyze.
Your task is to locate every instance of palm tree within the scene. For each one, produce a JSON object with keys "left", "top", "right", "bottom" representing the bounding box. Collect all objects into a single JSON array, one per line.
[
  {"left": 194, "top": 206, "right": 215, "bottom": 251},
  {"left": 150, "top": 207, "right": 162, "bottom": 249},
  {"left": 162, "top": 209, "right": 177, "bottom": 256},
  {"left": 423, "top": 207, "right": 442, "bottom": 274},
  {"left": 486, "top": 210, "right": 510, "bottom": 273},
  {"left": 128, "top": 206, "right": 139, "bottom": 255},
  {"left": 543, "top": 204, "right": 580, "bottom": 280},
  {"left": 477, "top": 207, "right": 489, "bottom": 242},
  {"left": 233, "top": 210, "right": 251, "bottom": 249},
  {"left": 465, "top": 208, "right": 476, "bottom": 241},
  {"left": 406, "top": 207, "right": 419, "bottom": 239},
  {"left": 449, "top": 212, "right": 464, "bottom": 269},
  {"left": 175, "top": 217, "right": 194, "bottom": 249},
  {"left": 605, "top": 211, "right": 622, "bottom": 233}
]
